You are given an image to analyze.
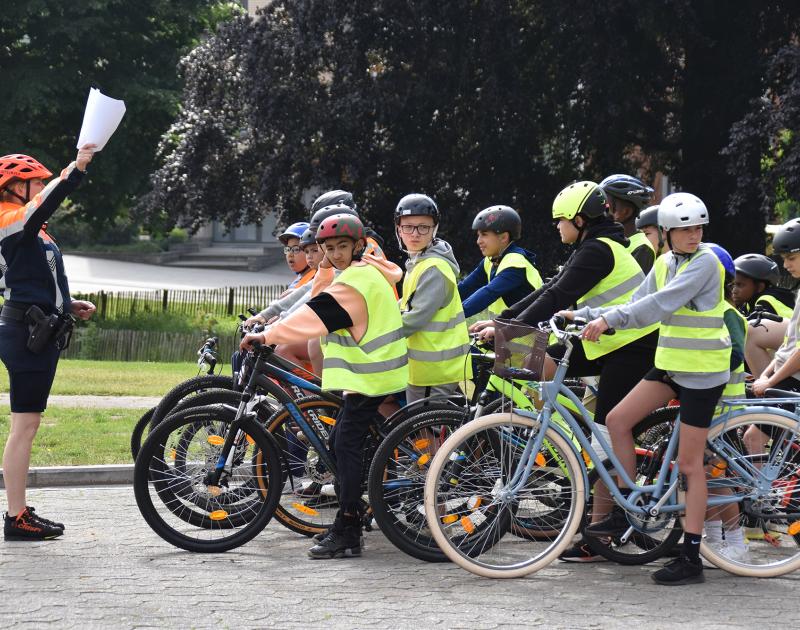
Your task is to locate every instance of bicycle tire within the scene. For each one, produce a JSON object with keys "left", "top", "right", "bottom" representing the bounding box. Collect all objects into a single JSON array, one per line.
[
  {"left": 680, "top": 411, "right": 800, "bottom": 578},
  {"left": 262, "top": 396, "right": 343, "bottom": 537},
  {"left": 584, "top": 406, "right": 684, "bottom": 564},
  {"left": 134, "top": 404, "right": 283, "bottom": 553},
  {"left": 130, "top": 407, "right": 155, "bottom": 463},
  {"left": 130, "top": 374, "right": 234, "bottom": 460},
  {"left": 367, "top": 406, "right": 469, "bottom": 562},
  {"left": 424, "top": 411, "right": 586, "bottom": 578}
]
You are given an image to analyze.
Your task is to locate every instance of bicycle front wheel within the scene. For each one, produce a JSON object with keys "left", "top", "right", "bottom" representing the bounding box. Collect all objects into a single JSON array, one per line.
[
  {"left": 424, "top": 411, "right": 586, "bottom": 578},
  {"left": 688, "top": 411, "right": 800, "bottom": 577},
  {"left": 134, "top": 405, "right": 282, "bottom": 553}
]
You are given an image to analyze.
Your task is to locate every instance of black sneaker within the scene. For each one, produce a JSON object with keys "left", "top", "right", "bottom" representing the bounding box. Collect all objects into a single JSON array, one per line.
[
  {"left": 27, "top": 506, "right": 65, "bottom": 531},
  {"left": 584, "top": 506, "right": 631, "bottom": 538},
  {"left": 312, "top": 525, "right": 365, "bottom": 548},
  {"left": 652, "top": 556, "right": 704, "bottom": 586},
  {"left": 4, "top": 508, "right": 63, "bottom": 541},
  {"left": 559, "top": 541, "right": 608, "bottom": 563},
  {"left": 308, "top": 525, "right": 362, "bottom": 559}
]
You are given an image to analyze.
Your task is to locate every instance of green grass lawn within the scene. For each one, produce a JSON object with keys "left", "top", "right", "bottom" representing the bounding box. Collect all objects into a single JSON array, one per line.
[
  {"left": 0, "top": 360, "right": 214, "bottom": 465},
  {"left": 0, "top": 406, "right": 143, "bottom": 466},
  {"left": 0, "top": 359, "right": 204, "bottom": 397}
]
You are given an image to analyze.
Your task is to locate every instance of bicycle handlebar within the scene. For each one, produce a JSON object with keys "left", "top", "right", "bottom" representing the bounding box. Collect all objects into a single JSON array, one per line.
[{"left": 540, "top": 314, "right": 615, "bottom": 339}]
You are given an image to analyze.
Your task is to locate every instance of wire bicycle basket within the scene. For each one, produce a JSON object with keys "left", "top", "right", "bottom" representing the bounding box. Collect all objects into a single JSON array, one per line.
[{"left": 492, "top": 318, "right": 549, "bottom": 381}]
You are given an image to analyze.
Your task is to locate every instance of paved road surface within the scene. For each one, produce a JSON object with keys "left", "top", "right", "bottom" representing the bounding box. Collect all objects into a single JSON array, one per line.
[
  {"left": 63, "top": 255, "right": 293, "bottom": 293},
  {"left": 1, "top": 486, "right": 798, "bottom": 629}
]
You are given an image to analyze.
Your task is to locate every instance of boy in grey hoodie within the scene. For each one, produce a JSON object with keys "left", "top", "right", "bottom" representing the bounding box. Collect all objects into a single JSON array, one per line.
[{"left": 395, "top": 194, "right": 472, "bottom": 404}]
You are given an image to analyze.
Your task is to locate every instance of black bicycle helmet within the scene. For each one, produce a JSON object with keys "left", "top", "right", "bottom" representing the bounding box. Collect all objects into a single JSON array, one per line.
[
  {"left": 309, "top": 203, "right": 358, "bottom": 231},
  {"left": 599, "top": 174, "right": 654, "bottom": 210},
  {"left": 299, "top": 227, "right": 317, "bottom": 248},
  {"left": 394, "top": 193, "right": 440, "bottom": 224},
  {"left": 734, "top": 253, "right": 781, "bottom": 284},
  {"left": 634, "top": 205, "right": 660, "bottom": 230},
  {"left": 772, "top": 219, "right": 800, "bottom": 255},
  {"left": 310, "top": 189, "right": 355, "bottom": 216},
  {"left": 471, "top": 205, "right": 522, "bottom": 240}
]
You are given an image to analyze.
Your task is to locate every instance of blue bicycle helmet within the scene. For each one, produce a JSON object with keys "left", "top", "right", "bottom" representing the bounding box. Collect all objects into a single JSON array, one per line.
[
  {"left": 707, "top": 242, "right": 735, "bottom": 278},
  {"left": 278, "top": 222, "right": 310, "bottom": 245}
]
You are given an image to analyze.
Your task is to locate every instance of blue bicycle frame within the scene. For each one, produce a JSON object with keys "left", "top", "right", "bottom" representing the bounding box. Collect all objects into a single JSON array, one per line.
[{"left": 504, "top": 329, "right": 800, "bottom": 524}]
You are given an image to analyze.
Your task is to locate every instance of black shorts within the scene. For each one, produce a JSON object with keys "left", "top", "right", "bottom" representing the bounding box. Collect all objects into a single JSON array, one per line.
[
  {"left": 643, "top": 368, "right": 725, "bottom": 429},
  {"left": 0, "top": 320, "right": 59, "bottom": 413}
]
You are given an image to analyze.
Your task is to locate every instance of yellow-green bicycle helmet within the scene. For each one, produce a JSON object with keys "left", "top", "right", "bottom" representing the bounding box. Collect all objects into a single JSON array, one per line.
[{"left": 552, "top": 181, "right": 608, "bottom": 221}]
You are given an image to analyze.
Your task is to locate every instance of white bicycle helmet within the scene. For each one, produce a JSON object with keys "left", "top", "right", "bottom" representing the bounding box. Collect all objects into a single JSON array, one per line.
[{"left": 657, "top": 192, "right": 708, "bottom": 230}]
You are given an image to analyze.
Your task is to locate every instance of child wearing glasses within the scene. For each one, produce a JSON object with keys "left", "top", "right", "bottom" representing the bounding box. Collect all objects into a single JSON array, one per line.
[{"left": 395, "top": 194, "right": 472, "bottom": 403}]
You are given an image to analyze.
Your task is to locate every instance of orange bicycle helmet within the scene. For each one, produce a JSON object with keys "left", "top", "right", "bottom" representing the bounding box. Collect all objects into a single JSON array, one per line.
[{"left": 0, "top": 154, "right": 52, "bottom": 190}]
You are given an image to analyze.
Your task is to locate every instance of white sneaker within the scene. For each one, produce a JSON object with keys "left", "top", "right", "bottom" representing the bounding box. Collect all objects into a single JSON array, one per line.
[{"left": 713, "top": 542, "right": 751, "bottom": 563}]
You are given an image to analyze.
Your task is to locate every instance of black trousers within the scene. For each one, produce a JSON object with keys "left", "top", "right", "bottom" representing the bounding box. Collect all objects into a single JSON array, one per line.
[
  {"left": 330, "top": 393, "right": 384, "bottom": 513},
  {"left": 547, "top": 332, "right": 658, "bottom": 425}
]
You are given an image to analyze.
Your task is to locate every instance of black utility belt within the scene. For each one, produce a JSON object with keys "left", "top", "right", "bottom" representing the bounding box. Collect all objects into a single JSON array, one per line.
[{"left": 0, "top": 304, "right": 75, "bottom": 353}]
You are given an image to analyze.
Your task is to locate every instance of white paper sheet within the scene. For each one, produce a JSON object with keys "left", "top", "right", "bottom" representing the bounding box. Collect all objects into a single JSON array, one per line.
[{"left": 76, "top": 88, "right": 126, "bottom": 151}]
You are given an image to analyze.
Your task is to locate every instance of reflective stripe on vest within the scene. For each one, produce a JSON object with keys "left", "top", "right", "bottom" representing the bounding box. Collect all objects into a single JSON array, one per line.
[
  {"left": 321, "top": 264, "right": 408, "bottom": 396},
  {"left": 482, "top": 251, "right": 543, "bottom": 315},
  {"left": 755, "top": 294, "right": 794, "bottom": 320},
  {"left": 576, "top": 237, "right": 658, "bottom": 360},
  {"left": 717, "top": 305, "right": 747, "bottom": 411},
  {"left": 401, "top": 256, "right": 473, "bottom": 386},
  {"left": 654, "top": 247, "right": 732, "bottom": 373}
]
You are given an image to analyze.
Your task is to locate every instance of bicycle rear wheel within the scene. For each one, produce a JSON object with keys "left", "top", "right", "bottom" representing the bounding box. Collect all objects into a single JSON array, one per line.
[
  {"left": 684, "top": 411, "right": 800, "bottom": 577},
  {"left": 134, "top": 405, "right": 282, "bottom": 553},
  {"left": 263, "top": 397, "right": 342, "bottom": 536},
  {"left": 367, "top": 406, "right": 469, "bottom": 562},
  {"left": 584, "top": 406, "right": 683, "bottom": 564},
  {"left": 424, "top": 411, "right": 585, "bottom": 578}
]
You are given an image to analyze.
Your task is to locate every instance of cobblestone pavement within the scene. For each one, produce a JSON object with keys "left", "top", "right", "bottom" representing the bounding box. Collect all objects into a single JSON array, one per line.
[{"left": 1, "top": 487, "right": 798, "bottom": 630}]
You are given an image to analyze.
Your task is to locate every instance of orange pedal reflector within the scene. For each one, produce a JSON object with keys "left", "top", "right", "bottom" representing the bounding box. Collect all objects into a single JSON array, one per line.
[
  {"left": 207, "top": 435, "right": 225, "bottom": 446},
  {"left": 789, "top": 521, "right": 800, "bottom": 536},
  {"left": 460, "top": 516, "right": 475, "bottom": 534},
  {"left": 417, "top": 453, "right": 430, "bottom": 466},
  {"left": 320, "top": 415, "right": 336, "bottom": 426},
  {"left": 292, "top": 502, "right": 319, "bottom": 516},
  {"left": 413, "top": 438, "right": 431, "bottom": 450},
  {"left": 535, "top": 453, "right": 546, "bottom": 467},
  {"left": 209, "top": 510, "right": 228, "bottom": 521},
  {"left": 441, "top": 514, "right": 458, "bottom": 524},
  {"left": 467, "top": 496, "right": 482, "bottom": 510},
  {"left": 245, "top": 434, "right": 255, "bottom": 445}
]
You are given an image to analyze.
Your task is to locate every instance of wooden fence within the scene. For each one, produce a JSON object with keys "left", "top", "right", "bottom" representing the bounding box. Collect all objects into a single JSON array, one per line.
[
  {"left": 62, "top": 328, "right": 239, "bottom": 363},
  {"left": 72, "top": 285, "right": 287, "bottom": 319}
]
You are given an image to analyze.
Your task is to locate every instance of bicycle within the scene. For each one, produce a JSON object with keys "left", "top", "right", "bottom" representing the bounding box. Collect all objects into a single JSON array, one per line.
[
  {"left": 423, "top": 315, "right": 800, "bottom": 578},
  {"left": 367, "top": 334, "right": 678, "bottom": 563},
  {"left": 134, "top": 342, "right": 285, "bottom": 553}
]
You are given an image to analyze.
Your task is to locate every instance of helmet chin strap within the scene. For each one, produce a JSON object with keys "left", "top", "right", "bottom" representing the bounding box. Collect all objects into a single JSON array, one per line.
[{"left": 3, "top": 181, "right": 30, "bottom": 205}]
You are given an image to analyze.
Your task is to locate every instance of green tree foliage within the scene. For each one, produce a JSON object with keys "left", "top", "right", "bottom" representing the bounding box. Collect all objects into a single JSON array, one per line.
[
  {"left": 725, "top": 45, "right": 800, "bottom": 231},
  {"left": 139, "top": 0, "right": 800, "bottom": 271},
  {"left": 0, "top": 0, "right": 238, "bottom": 227}
]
